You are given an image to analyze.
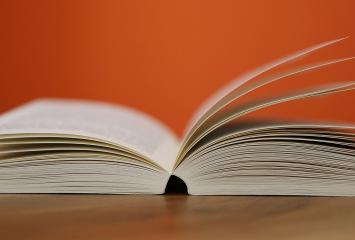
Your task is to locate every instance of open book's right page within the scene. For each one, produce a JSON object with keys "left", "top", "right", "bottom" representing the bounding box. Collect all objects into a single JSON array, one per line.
[{"left": 173, "top": 38, "right": 355, "bottom": 195}]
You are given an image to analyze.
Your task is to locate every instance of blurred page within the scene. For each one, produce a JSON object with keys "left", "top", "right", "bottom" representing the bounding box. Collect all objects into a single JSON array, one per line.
[{"left": 0, "top": 99, "right": 179, "bottom": 172}]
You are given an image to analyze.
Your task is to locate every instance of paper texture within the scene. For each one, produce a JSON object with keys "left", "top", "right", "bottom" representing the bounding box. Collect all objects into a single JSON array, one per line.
[{"left": 0, "top": 99, "right": 179, "bottom": 172}]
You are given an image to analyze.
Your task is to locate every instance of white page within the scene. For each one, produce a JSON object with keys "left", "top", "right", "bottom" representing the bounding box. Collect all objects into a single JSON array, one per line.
[
  {"left": 174, "top": 81, "right": 355, "bottom": 165},
  {"left": 184, "top": 38, "right": 346, "bottom": 136},
  {"left": 0, "top": 99, "right": 179, "bottom": 172},
  {"left": 176, "top": 38, "right": 351, "bottom": 163}
]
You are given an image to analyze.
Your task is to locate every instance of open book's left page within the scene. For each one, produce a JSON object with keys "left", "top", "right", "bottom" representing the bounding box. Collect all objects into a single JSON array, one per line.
[{"left": 0, "top": 99, "right": 180, "bottom": 172}]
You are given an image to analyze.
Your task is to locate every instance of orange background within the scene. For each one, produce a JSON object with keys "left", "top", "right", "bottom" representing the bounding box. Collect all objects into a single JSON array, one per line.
[{"left": 1, "top": 0, "right": 354, "bottom": 136}]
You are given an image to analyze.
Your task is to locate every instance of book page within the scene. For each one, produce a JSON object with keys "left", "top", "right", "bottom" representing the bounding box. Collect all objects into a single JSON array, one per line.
[
  {"left": 184, "top": 38, "right": 346, "bottom": 135},
  {"left": 175, "top": 81, "right": 355, "bottom": 165},
  {"left": 177, "top": 38, "right": 351, "bottom": 162},
  {"left": 0, "top": 99, "right": 179, "bottom": 172}
]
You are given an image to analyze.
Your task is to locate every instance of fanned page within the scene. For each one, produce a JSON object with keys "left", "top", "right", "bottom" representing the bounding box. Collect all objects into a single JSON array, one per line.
[
  {"left": 0, "top": 99, "right": 179, "bottom": 194},
  {"left": 174, "top": 38, "right": 355, "bottom": 195},
  {"left": 177, "top": 38, "right": 354, "bottom": 163}
]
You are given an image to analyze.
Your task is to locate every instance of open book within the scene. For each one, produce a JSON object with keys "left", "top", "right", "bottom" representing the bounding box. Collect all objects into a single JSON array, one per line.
[{"left": 1, "top": 39, "right": 354, "bottom": 195}]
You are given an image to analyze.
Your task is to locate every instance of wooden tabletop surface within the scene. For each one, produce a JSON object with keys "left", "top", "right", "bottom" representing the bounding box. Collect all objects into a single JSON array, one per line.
[{"left": 1, "top": 194, "right": 355, "bottom": 240}]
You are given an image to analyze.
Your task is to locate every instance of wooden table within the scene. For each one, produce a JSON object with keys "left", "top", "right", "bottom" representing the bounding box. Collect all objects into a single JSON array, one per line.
[{"left": 1, "top": 195, "right": 355, "bottom": 240}]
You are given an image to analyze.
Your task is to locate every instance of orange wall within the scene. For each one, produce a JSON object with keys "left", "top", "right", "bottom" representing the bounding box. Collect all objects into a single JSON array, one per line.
[{"left": 1, "top": 0, "right": 354, "bottom": 136}]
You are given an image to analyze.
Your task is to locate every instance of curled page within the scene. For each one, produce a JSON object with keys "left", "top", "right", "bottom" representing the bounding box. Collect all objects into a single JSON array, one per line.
[
  {"left": 178, "top": 38, "right": 352, "bottom": 161},
  {"left": 0, "top": 99, "right": 179, "bottom": 172},
  {"left": 185, "top": 38, "right": 347, "bottom": 134},
  {"left": 176, "top": 82, "right": 355, "bottom": 164}
]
